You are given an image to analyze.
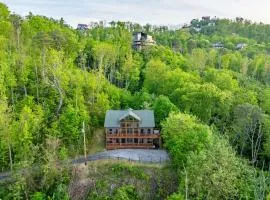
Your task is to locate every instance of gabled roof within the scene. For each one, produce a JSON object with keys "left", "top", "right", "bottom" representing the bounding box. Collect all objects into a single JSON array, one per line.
[
  {"left": 104, "top": 109, "right": 155, "bottom": 128},
  {"left": 119, "top": 108, "right": 141, "bottom": 121}
]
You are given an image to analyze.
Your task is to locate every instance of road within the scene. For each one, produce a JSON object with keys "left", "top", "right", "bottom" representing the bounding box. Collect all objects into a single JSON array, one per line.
[{"left": 0, "top": 172, "right": 10, "bottom": 180}]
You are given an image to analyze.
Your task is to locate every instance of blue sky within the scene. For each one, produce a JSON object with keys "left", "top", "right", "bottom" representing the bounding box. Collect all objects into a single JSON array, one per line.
[{"left": 2, "top": 0, "right": 270, "bottom": 27}]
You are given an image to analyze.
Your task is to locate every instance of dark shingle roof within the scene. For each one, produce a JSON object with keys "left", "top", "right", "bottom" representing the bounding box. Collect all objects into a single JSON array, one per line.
[{"left": 104, "top": 109, "right": 155, "bottom": 128}]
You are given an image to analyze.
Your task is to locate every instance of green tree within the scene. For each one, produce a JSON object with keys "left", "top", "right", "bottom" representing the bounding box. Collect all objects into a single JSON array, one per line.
[
  {"left": 189, "top": 48, "right": 207, "bottom": 73},
  {"left": 0, "top": 3, "right": 9, "bottom": 20},
  {"left": 181, "top": 136, "right": 255, "bottom": 199},
  {"left": 181, "top": 83, "right": 232, "bottom": 123},
  {"left": 262, "top": 87, "right": 270, "bottom": 114},
  {"left": 144, "top": 59, "right": 168, "bottom": 95},
  {"left": 153, "top": 95, "right": 178, "bottom": 127},
  {"left": 162, "top": 113, "right": 212, "bottom": 166}
]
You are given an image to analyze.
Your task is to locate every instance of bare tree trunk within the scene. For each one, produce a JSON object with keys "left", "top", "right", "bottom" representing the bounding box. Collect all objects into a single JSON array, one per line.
[
  {"left": 125, "top": 78, "right": 130, "bottom": 89},
  {"left": 24, "top": 189, "right": 29, "bottom": 200},
  {"left": 16, "top": 28, "right": 20, "bottom": 51},
  {"left": 82, "top": 121, "right": 87, "bottom": 166},
  {"left": 10, "top": 87, "right": 15, "bottom": 109},
  {"left": 183, "top": 164, "right": 188, "bottom": 200},
  {"left": 75, "top": 91, "right": 78, "bottom": 116},
  {"left": 35, "top": 63, "right": 39, "bottom": 102},
  {"left": 15, "top": 26, "right": 28, "bottom": 97},
  {"left": 98, "top": 56, "right": 104, "bottom": 93},
  {"left": 53, "top": 74, "right": 63, "bottom": 116},
  {"left": 254, "top": 122, "right": 263, "bottom": 165},
  {"left": 56, "top": 87, "right": 63, "bottom": 116},
  {"left": 8, "top": 144, "right": 13, "bottom": 171},
  {"left": 247, "top": 119, "right": 263, "bottom": 165},
  {"left": 23, "top": 85, "right": 27, "bottom": 97},
  {"left": 42, "top": 47, "right": 46, "bottom": 80}
]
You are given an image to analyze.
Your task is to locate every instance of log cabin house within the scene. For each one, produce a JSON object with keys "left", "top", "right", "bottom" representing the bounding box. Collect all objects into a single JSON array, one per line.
[
  {"left": 132, "top": 32, "right": 156, "bottom": 50},
  {"left": 104, "top": 109, "right": 160, "bottom": 150}
]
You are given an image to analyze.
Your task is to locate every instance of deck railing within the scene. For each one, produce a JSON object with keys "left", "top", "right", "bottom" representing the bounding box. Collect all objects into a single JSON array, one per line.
[
  {"left": 106, "top": 133, "right": 160, "bottom": 138},
  {"left": 106, "top": 143, "right": 154, "bottom": 149}
]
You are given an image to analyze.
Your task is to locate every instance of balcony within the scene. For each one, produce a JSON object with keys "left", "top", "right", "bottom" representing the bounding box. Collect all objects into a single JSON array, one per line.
[{"left": 106, "top": 133, "right": 160, "bottom": 139}]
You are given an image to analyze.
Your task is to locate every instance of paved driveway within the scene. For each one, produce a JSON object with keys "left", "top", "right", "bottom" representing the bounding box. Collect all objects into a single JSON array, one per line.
[{"left": 73, "top": 149, "right": 170, "bottom": 164}]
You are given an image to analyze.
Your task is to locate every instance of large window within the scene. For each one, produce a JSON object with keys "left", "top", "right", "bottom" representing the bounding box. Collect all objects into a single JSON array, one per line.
[
  {"left": 120, "top": 116, "right": 139, "bottom": 128},
  {"left": 107, "top": 138, "right": 113, "bottom": 143}
]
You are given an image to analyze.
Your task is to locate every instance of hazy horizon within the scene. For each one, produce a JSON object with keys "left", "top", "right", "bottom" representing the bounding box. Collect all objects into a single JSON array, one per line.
[{"left": 2, "top": 0, "right": 270, "bottom": 27}]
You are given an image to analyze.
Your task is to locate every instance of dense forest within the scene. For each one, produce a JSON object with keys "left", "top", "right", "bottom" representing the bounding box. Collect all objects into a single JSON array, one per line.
[{"left": 2, "top": 2, "right": 270, "bottom": 199}]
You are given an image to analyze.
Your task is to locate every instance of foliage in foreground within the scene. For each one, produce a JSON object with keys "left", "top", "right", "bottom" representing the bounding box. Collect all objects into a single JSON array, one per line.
[{"left": 162, "top": 113, "right": 269, "bottom": 199}]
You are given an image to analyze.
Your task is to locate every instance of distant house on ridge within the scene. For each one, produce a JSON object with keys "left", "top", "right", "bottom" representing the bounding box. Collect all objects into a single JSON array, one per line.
[
  {"left": 132, "top": 32, "right": 156, "bottom": 50},
  {"left": 77, "top": 24, "right": 89, "bottom": 30},
  {"left": 236, "top": 43, "right": 247, "bottom": 50},
  {"left": 202, "top": 16, "right": 211, "bottom": 21},
  {"left": 212, "top": 42, "right": 224, "bottom": 49}
]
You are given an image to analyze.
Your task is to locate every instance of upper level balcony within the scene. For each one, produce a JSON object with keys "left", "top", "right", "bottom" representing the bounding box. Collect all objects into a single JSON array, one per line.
[{"left": 106, "top": 130, "right": 160, "bottom": 139}]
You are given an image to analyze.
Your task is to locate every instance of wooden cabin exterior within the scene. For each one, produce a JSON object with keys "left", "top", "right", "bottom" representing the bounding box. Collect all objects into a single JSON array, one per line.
[
  {"left": 104, "top": 109, "right": 160, "bottom": 150},
  {"left": 132, "top": 32, "right": 156, "bottom": 50}
]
